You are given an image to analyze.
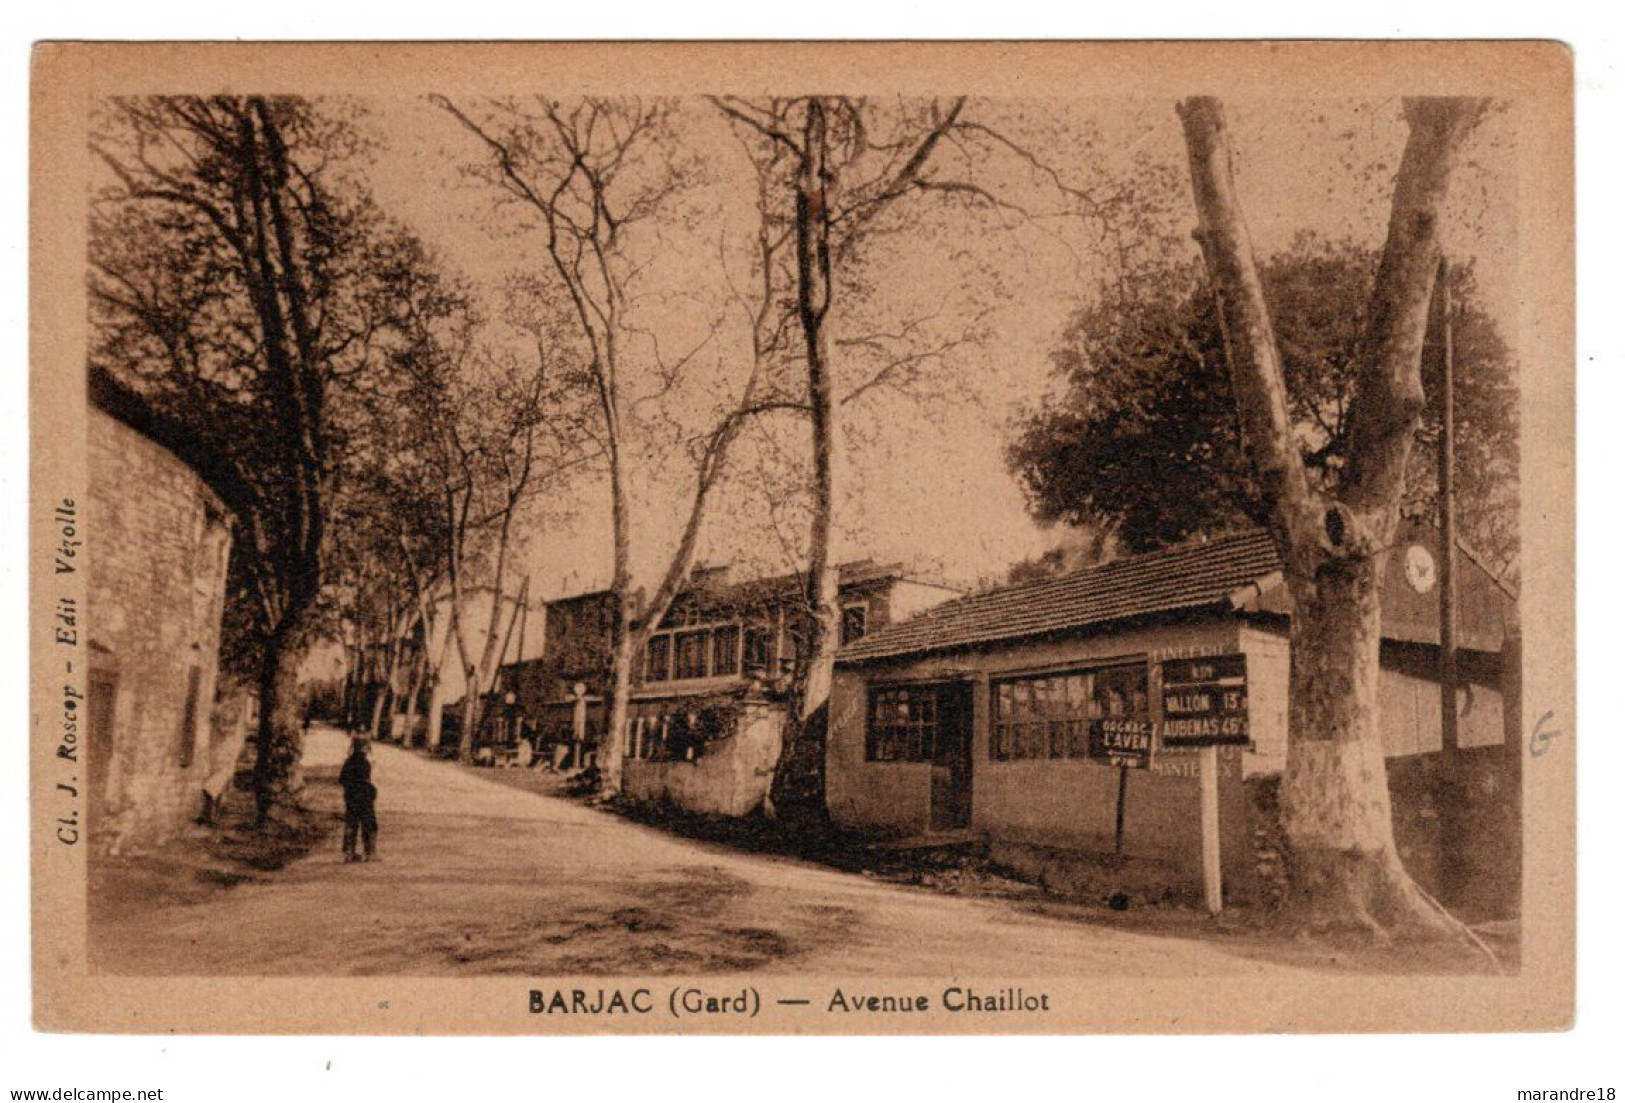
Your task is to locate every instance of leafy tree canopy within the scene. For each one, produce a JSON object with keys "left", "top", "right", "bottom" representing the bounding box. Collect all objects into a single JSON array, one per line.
[{"left": 1007, "top": 235, "right": 1519, "bottom": 575}]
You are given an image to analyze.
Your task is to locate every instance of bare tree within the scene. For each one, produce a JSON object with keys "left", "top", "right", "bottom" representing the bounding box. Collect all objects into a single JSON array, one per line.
[
  {"left": 89, "top": 96, "right": 443, "bottom": 822},
  {"left": 438, "top": 96, "right": 810, "bottom": 795},
  {"left": 714, "top": 96, "right": 1172, "bottom": 815},
  {"left": 1177, "top": 96, "right": 1491, "bottom": 938},
  {"left": 384, "top": 301, "right": 592, "bottom": 762},
  {"left": 444, "top": 354, "right": 563, "bottom": 763}
]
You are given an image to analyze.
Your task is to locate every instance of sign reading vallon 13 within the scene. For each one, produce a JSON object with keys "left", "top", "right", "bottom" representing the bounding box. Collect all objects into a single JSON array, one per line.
[
  {"left": 1158, "top": 654, "right": 1250, "bottom": 748},
  {"left": 1088, "top": 717, "right": 1154, "bottom": 768}
]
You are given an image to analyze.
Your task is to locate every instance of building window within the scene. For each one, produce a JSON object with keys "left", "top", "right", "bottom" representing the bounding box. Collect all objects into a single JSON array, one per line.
[
  {"left": 644, "top": 623, "right": 755, "bottom": 683},
  {"left": 867, "top": 684, "right": 941, "bottom": 763},
  {"left": 840, "top": 603, "right": 869, "bottom": 645},
  {"left": 646, "top": 635, "right": 672, "bottom": 682},
  {"left": 712, "top": 625, "right": 740, "bottom": 676},
  {"left": 991, "top": 662, "right": 1149, "bottom": 762},
  {"left": 674, "top": 630, "right": 711, "bottom": 681}
]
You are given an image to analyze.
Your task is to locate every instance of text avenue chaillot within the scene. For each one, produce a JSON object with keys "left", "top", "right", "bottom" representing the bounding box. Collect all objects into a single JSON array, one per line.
[{"left": 529, "top": 986, "right": 1052, "bottom": 1016}]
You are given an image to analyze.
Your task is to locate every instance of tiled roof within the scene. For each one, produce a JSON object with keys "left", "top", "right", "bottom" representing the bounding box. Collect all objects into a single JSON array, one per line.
[
  {"left": 544, "top": 560, "right": 933, "bottom": 612},
  {"left": 837, "top": 530, "right": 1283, "bottom": 664}
]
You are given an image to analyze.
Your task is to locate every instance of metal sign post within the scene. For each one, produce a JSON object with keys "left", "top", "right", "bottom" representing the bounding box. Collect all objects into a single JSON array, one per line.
[
  {"left": 1115, "top": 764, "right": 1129, "bottom": 856},
  {"left": 1090, "top": 716, "right": 1153, "bottom": 857}
]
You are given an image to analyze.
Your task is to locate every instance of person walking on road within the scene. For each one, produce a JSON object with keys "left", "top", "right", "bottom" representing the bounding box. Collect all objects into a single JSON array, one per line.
[{"left": 339, "top": 738, "right": 379, "bottom": 862}]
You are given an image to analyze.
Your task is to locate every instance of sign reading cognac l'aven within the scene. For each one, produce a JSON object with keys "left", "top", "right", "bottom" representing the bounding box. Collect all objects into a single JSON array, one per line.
[
  {"left": 1159, "top": 654, "right": 1250, "bottom": 748},
  {"left": 1088, "top": 717, "right": 1154, "bottom": 768}
]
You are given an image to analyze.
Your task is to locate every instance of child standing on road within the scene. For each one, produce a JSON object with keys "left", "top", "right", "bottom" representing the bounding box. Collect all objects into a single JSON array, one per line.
[{"left": 339, "top": 738, "right": 379, "bottom": 862}]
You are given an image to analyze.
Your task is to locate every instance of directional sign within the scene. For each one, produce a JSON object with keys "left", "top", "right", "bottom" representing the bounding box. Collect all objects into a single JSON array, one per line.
[
  {"left": 1089, "top": 716, "right": 1154, "bottom": 769},
  {"left": 1159, "top": 654, "right": 1250, "bottom": 748}
]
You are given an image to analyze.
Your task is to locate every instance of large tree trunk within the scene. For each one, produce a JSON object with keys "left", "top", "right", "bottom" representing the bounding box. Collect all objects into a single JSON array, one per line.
[
  {"left": 425, "top": 676, "right": 446, "bottom": 750},
  {"left": 595, "top": 380, "right": 635, "bottom": 799},
  {"left": 399, "top": 645, "right": 426, "bottom": 746},
  {"left": 252, "top": 633, "right": 307, "bottom": 826},
  {"left": 460, "top": 530, "right": 516, "bottom": 762},
  {"left": 451, "top": 595, "right": 482, "bottom": 765},
  {"left": 366, "top": 679, "right": 392, "bottom": 742},
  {"left": 1279, "top": 560, "right": 1453, "bottom": 936},
  {"left": 457, "top": 667, "right": 481, "bottom": 764},
  {"left": 1177, "top": 95, "right": 1488, "bottom": 938},
  {"left": 770, "top": 97, "right": 840, "bottom": 821},
  {"left": 797, "top": 97, "right": 839, "bottom": 725},
  {"left": 597, "top": 616, "right": 636, "bottom": 797},
  {"left": 424, "top": 608, "right": 455, "bottom": 750}
]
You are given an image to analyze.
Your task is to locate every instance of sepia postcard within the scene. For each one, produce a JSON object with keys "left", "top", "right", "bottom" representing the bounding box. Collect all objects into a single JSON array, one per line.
[{"left": 29, "top": 40, "right": 1574, "bottom": 1035}]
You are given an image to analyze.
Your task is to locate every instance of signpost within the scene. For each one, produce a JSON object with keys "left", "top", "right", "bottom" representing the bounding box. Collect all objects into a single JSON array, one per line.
[
  {"left": 1159, "top": 655, "right": 1250, "bottom": 914},
  {"left": 1090, "top": 717, "right": 1154, "bottom": 855},
  {"left": 1159, "top": 655, "right": 1250, "bottom": 747}
]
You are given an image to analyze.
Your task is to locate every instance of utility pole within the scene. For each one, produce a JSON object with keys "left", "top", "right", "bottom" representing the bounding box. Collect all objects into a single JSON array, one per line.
[
  {"left": 1437, "top": 256, "right": 1459, "bottom": 759},
  {"left": 1434, "top": 257, "right": 1464, "bottom": 908}
]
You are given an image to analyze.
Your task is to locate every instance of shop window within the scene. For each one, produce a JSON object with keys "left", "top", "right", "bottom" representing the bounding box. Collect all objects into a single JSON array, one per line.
[
  {"left": 674, "top": 630, "right": 710, "bottom": 680},
  {"left": 991, "top": 662, "right": 1148, "bottom": 762},
  {"left": 840, "top": 603, "right": 869, "bottom": 645},
  {"left": 867, "top": 684, "right": 941, "bottom": 763},
  {"left": 646, "top": 635, "right": 672, "bottom": 682}
]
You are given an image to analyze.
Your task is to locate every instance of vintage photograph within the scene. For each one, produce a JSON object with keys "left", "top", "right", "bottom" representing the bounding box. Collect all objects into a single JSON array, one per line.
[{"left": 30, "top": 41, "right": 1574, "bottom": 1034}]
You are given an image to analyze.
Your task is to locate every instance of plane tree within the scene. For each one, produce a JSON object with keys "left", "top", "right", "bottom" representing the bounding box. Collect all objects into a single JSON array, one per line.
[
  {"left": 89, "top": 95, "right": 453, "bottom": 821},
  {"left": 1175, "top": 95, "right": 1494, "bottom": 937},
  {"left": 1008, "top": 236, "right": 1518, "bottom": 570},
  {"left": 712, "top": 95, "right": 1184, "bottom": 816}
]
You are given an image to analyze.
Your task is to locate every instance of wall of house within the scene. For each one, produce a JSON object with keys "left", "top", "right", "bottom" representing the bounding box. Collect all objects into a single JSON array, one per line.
[
  {"left": 87, "top": 407, "right": 234, "bottom": 856},
  {"left": 622, "top": 698, "right": 787, "bottom": 817},
  {"left": 828, "top": 666, "right": 934, "bottom": 835},
  {"left": 1378, "top": 643, "right": 1505, "bottom": 756},
  {"left": 202, "top": 676, "right": 256, "bottom": 808},
  {"left": 1238, "top": 625, "right": 1291, "bottom": 776},
  {"left": 830, "top": 614, "right": 1512, "bottom": 907},
  {"left": 828, "top": 618, "right": 1264, "bottom": 891},
  {"left": 873, "top": 578, "right": 962, "bottom": 630}
]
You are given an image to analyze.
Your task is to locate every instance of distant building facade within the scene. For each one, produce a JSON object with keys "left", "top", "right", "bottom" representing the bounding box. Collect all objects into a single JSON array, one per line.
[
  {"left": 494, "top": 562, "right": 961, "bottom": 814},
  {"left": 86, "top": 377, "right": 237, "bottom": 856},
  {"left": 828, "top": 526, "right": 1519, "bottom": 916}
]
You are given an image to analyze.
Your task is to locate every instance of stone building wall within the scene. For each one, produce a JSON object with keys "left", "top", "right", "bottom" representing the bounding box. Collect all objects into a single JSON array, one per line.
[
  {"left": 622, "top": 699, "right": 787, "bottom": 817},
  {"left": 87, "top": 406, "right": 234, "bottom": 856}
]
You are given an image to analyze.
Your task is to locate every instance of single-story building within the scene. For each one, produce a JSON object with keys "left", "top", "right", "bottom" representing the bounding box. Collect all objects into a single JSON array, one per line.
[{"left": 827, "top": 525, "right": 1518, "bottom": 911}]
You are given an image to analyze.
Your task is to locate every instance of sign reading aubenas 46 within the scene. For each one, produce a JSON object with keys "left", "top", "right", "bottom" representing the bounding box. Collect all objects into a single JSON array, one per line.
[{"left": 1159, "top": 655, "right": 1250, "bottom": 748}]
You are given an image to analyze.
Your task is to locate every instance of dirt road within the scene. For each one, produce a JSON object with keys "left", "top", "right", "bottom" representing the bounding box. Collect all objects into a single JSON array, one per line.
[{"left": 93, "top": 727, "right": 1316, "bottom": 978}]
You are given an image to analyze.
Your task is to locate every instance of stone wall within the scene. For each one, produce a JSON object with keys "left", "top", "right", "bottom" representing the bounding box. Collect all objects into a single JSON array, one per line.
[{"left": 87, "top": 406, "right": 233, "bottom": 856}]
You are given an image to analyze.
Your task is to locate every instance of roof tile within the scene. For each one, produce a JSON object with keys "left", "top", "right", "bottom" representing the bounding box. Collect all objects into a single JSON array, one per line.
[{"left": 838, "top": 530, "right": 1282, "bottom": 664}]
